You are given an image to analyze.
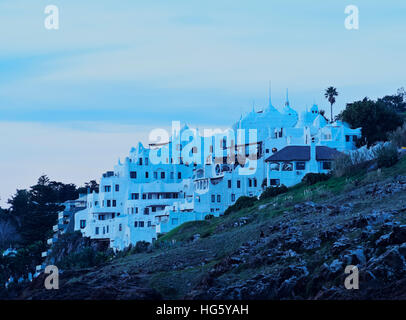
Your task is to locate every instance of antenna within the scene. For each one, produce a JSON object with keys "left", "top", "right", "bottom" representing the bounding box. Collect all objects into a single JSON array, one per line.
[{"left": 268, "top": 80, "right": 272, "bottom": 107}]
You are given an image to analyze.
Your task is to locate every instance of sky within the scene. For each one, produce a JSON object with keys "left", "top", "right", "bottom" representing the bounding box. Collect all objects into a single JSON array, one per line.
[{"left": 0, "top": 0, "right": 405, "bottom": 206}]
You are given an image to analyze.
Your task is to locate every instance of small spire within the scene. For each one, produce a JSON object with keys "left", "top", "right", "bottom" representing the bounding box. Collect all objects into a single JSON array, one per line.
[
  {"left": 252, "top": 100, "right": 255, "bottom": 112},
  {"left": 268, "top": 80, "right": 272, "bottom": 107},
  {"left": 285, "top": 88, "right": 290, "bottom": 107}
]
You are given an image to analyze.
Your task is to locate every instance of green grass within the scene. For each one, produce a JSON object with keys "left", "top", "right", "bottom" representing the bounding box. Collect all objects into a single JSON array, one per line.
[{"left": 159, "top": 155, "right": 406, "bottom": 246}]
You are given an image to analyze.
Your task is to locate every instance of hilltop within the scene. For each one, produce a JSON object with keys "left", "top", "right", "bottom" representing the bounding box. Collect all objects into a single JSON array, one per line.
[{"left": 16, "top": 155, "right": 406, "bottom": 300}]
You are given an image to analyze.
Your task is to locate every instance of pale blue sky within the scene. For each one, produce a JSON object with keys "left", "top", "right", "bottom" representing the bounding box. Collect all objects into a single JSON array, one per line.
[{"left": 0, "top": 0, "right": 405, "bottom": 206}]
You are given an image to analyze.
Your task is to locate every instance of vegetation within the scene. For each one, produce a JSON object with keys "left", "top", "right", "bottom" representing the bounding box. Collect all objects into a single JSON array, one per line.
[
  {"left": 259, "top": 185, "right": 288, "bottom": 200},
  {"left": 0, "top": 175, "right": 98, "bottom": 296},
  {"left": 224, "top": 196, "right": 258, "bottom": 216},
  {"left": 324, "top": 86, "right": 339, "bottom": 122},
  {"left": 337, "top": 94, "right": 404, "bottom": 146},
  {"left": 301, "top": 173, "right": 331, "bottom": 186},
  {"left": 374, "top": 143, "right": 399, "bottom": 168},
  {"left": 389, "top": 123, "right": 406, "bottom": 148},
  {"left": 58, "top": 248, "right": 109, "bottom": 270}
]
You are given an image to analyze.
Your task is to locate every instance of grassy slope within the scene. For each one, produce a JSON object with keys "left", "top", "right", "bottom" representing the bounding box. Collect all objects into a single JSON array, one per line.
[{"left": 21, "top": 156, "right": 406, "bottom": 299}]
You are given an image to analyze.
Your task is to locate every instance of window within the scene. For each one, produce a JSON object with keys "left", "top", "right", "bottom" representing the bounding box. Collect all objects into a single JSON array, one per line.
[
  {"left": 131, "top": 207, "right": 134, "bottom": 214},
  {"left": 266, "top": 149, "right": 270, "bottom": 154},
  {"left": 145, "top": 172, "right": 149, "bottom": 178},
  {"left": 145, "top": 157, "right": 149, "bottom": 165},
  {"left": 106, "top": 200, "right": 111, "bottom": 207},
  {"left": 296, "top": 162, "right": 306, "bottom": 170},
  {"left": 248, "top": 179, "right": 252, "bottom": 187},
  {"left": 228, "top": 180, "right": 232, "bottom": 188},
  {"left": 231, "top": 194, "right": 236, "bottom": 202},
  {"left": 323, "top": 161, "right": 332, "bottom": 170},
  {"left": 237, "top": 180, "right": 241, "bottom": 188},
  {"left": 115, "top": 184, "right": 119, "bottom": 192},
  {"left": 119, "top": 224, "right": 122, "bottom": 231},
  {"left": 353, "top": 135, "right": 358, "bottom": 142},
  {"left": 98, "top": 214, "right": 105, "bottom": 221},
  {"left": 270, "top": 179, "right": 280, "bottom": 186},
  {"left": 171, "top": 218, "right": 178, "bottom": 225},
  {"left": 253, "top": 179, "right": 257, "bottom": 187},
  {"left": 106, "top": 226, "right": 109, "bottom": 233},
  {"left": 270, "top": 162, "right": 280, "bottom": 171},
  {"left": 178, "top": 172, "right": 182, "bottom": 179},
  {"left": 142, "top": 194, "right": 146, "bottom": 200},
  {"left": 80, "top": 220, "right": 86, "bottom": 229},
  {"left": 139, "top": 221, "right": 144, "bottom": 227},
  {"left": 161, "top": 172, "right": 165, "bottom": 179},
  {"left": 217, "top": 195, "right": 221, "bottom": 203},
  {"left": 95, "top": 227, "right": 99, "bottom": 235},
  {"left": 147, "top": 221, "right": 152, "bottom": 227},
  {"left": 134, "top": 221, "right": 138, "bottom": 227},
  {"left": 112, "top": 213, "right": 115, "bottom": 219},
  {"left": 153, "top": 172, "right": 158, "bottom": 179},
  {"left": 282, "top": 162, "right": 293, "bottom": 171},
  {"left": 136, "top": 207, "right": 138, "bottom": 214},
  {"left": 170, "top": 172, "right": 174, "bottom": 179},
  {"left": 131, "top": 193, "right": 139, "bottom": 200},
  {"left": 211, "top": 195, "right": 215, "bottom": 203},
  {"left": 104, "top": 186, "right": 111, "bottom": 192},
  {"left": 112, "top": 200, "right": 116, "bottom": 207},
  {"left": 345, "top": 135, "right": 350, "bottom": 142},
  {"left": 152, "top": 207, "right": 156, "bottom": 212},
  {"left": 144, "top": 208, "right": 149, "bottom": 215},
  {"left": 139, "top": 158, "right": 143, "bottom": 165},
  {"left": 130, "top": 171, "right": 137, "bottom": 179}
]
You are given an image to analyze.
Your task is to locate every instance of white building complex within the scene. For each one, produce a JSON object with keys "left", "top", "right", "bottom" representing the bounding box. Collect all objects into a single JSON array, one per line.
[{"left": 73, "top": 93, "right": 361, "bottom": 250}]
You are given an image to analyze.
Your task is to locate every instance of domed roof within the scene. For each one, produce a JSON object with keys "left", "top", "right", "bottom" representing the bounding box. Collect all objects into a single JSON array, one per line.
[{"left": 310, "top": 104, "right": 319, "bottom": 114}]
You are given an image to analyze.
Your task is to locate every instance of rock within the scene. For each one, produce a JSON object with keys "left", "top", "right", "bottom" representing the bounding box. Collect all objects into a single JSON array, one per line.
[
  {"left": 368, "top": 246, "right": 406, "bottom": 281},
  {"left": 329, "top": 259, "right": 344, "bottom": 273},
  {"left": 332, "top": 240, "right": 349, "bottom": 255}
]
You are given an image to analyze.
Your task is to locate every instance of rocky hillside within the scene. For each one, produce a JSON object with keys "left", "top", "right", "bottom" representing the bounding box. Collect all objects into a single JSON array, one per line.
[{"left": 18, "top": 156, "right": 406, "bottom": 300}]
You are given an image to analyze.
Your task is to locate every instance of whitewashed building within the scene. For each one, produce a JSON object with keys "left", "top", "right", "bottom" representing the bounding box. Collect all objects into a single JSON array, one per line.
[{"left": 74, "top": 93, "right": 361, "bottom": 250}]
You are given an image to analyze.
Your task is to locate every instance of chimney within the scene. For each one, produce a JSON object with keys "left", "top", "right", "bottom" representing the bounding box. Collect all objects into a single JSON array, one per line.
[{"left": 309, "top": 138, "right": 318, "bottom": 172}]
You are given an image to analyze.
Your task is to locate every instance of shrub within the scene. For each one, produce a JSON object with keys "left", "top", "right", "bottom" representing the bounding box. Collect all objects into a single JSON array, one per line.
[
  {"left": 224, "top": 196, "right": 258, "bottom": 215},
  {"left": 302, "top": 173, "right": 331, "bottom": 186},
  {"left": 259, "top": 185, "right": 288, "bottom": 201},
  {"left": 389, "top": 124, "right": 406, "bottom": 148},
  {"left": 333, "top": 153, "right": 353, "bottom": 177},
  {"left": 375, "top": 143, "right": 399, "bottom": 168},
  {"left": 130, "top": 241, "right": 150, "bottom": 254},
  {"left": 204, "top": 214, "right": 214, "bottom": 220},
  {"left": 58, "top": 247, "right": 109, "bottom": 269}
]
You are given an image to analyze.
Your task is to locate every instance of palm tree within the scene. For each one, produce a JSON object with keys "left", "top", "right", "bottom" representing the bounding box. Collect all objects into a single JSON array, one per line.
[{"left": 324, "top": 87, "right": 338, "bottom": 122}]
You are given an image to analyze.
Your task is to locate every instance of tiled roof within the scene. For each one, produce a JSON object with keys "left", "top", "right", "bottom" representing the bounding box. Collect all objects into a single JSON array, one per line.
[{"left": 265, "top": 145, "right": 342, "bottom": 162}]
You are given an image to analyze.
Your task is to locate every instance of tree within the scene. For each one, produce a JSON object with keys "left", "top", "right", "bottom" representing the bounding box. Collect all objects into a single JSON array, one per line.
[
  {"left": 77, "top": 180, "right": 99, "bottom": 194},
  {"left": 324, "top": 87, "right": 339, "bottom": 122},
  {"left": 377, "top": 88, "right": 406, "bottom": 113},
  {"left": 337, "top": 97, "right": 404, "bottom": 146}
]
